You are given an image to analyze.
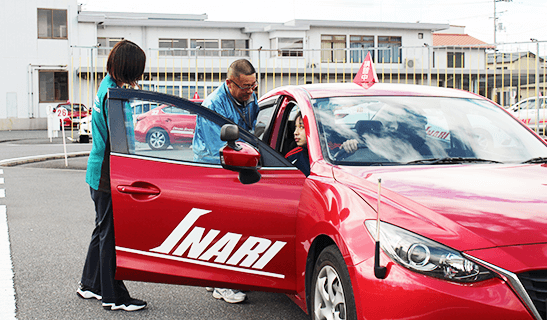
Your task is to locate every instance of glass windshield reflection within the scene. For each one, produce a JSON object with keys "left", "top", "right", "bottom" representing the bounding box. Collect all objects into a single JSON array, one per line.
[{"left": 313, "top": 96, "right": 547, "bottom": 165}]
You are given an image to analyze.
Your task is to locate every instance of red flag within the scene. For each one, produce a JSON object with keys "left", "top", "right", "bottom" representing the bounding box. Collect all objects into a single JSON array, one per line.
[{"left": 353, "top": 52, "right": 378, "bottom": 88}]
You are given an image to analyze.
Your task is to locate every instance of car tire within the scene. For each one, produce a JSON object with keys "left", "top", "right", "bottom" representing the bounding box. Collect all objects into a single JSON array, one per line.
[
  {"left": 310, "top": 245, "right": 357, "bottom": 320},
  {"left": 147, "top": 128, "right": 170, "bottom": 150}
]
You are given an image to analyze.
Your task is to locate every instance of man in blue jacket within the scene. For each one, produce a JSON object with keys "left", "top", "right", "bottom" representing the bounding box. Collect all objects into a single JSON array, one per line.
[
  {"left": 192, "top": 59, "right": 259, "bottom": 303},
  {"left": 192, "top": 59, "right": 259, "bottom": 164}
]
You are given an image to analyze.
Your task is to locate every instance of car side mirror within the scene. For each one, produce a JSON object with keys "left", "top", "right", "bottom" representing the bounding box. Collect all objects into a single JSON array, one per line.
[
  {"left": 220, "top": 124, "right": 262, "bottom": 184},
  {"left": 221, "top": 124, "right": 242, "bottom": 151}
]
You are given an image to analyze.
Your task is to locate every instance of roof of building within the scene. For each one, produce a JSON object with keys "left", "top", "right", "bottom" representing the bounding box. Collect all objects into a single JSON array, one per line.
[
  {"left": 78, "top": 11, "right": 450, "bottom": 33},
  {"left": 487, "top": 52, "right": 544, "bottom": 64},
  {"left": 432, "top": 33, "right": 494, "bottom": 48}
]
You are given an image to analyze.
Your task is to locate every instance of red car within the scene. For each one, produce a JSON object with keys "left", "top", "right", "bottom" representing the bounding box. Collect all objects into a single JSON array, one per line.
[
  {"left": 134, "top": 100, "right": 201, "bottom": 150},
  {"left": 106, "top": 65, "right": 547, "bottom": 319},
  {"left": 53, "top": 102, "right": 88, "bottom": 127}
]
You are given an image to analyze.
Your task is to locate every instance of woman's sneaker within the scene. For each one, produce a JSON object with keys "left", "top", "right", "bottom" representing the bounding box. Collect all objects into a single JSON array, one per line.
[
  {"left": 212, "top": 288, "right": 246, "bottom": 304},
  {"left": 76, "top": 282, "right": 102, "bottom": 300},
  {"left": 102, "top": 298, "right": 147, "bottom": 311}
]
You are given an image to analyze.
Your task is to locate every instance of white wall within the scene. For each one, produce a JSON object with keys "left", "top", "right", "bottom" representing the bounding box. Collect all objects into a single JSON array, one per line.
[{"left": 0, "top": 0, "right": 78, "bottom": 129}]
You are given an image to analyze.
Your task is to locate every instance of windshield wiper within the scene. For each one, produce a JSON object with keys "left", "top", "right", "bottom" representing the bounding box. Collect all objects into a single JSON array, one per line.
[
  {"left": 522, "top": 157, "right": 547, "bottom": 164},
  {"left": 406, "top": 157, "right": 502, "bottom": 165}
]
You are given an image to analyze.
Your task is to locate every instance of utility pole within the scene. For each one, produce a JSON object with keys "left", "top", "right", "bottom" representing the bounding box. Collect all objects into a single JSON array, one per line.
[
  {"left": 493, "top": 0, "right": 512, "bottom": 103},
  {"left": 494, "top": 0, "right": 512, "bottom": 47}
]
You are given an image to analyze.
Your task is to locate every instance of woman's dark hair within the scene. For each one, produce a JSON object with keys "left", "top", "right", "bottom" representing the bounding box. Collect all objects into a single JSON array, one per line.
[
  {"left": 295, "top": 111, "right": 302, "bottom": 122},
  {"left": 107, "top": 40, "right": 146, "bottom": 86}
]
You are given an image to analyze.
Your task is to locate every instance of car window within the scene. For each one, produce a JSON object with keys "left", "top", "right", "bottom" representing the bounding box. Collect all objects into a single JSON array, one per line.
[
  {"left": 112, "top": 94, "right": 292, "bottom": 169},
  {"left": 126, "top": 98, "right": 199, "bottom": 162},
  {"left": 279, "top": 102, "right": 300, "bottom": 156},
  {"left": 60, "top": 104, "right": 86, "bottom": 112},
  {"left": 313, "top": 96, "right": 547, "bottom": 165},
  {"left": 162, "top": 106, "right": 191, "bottom": 115},
  {"left": 256, "top": 96, "right": 279, "bottom": 142}
]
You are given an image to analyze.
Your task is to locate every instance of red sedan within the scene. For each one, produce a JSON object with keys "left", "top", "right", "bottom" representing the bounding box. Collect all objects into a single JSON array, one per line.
[
  {"left": 53, "top": 102, "right": 88, "bottom": 127},
  {"left": 106, "top": 65, "right": 547, "bottom": 319},
  {"left": 134, "top": 101, "right": 201, "bottom": 150}
]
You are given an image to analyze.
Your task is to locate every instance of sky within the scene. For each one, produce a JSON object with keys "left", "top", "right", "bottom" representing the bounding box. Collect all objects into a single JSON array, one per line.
[{"left": 80, "top": 0, "right": 546, "bottom": 45}]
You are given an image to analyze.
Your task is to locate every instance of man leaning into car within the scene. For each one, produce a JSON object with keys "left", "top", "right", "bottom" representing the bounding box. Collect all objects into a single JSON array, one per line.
[{"left": 191, "top": 59, "right": 260, "bottom": 303}]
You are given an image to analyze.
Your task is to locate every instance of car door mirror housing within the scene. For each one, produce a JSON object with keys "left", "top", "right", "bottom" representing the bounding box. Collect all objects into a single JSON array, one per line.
[
  {"left": 221, "top": 124, "right": 242, "bottom": 151},
  {"left": 220, "top": 124, "right": 262, "bottom": 184}
]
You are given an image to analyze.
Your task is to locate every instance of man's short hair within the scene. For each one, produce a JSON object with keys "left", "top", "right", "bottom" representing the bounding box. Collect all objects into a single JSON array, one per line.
[{"left": 227, "top": 59, "right": 256, "bottom": 79}]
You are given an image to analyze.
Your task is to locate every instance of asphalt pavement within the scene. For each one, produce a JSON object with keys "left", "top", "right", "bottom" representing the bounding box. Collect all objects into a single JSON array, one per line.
[{"left": 0, "top": 130, "right": 89, "bottom": 169}]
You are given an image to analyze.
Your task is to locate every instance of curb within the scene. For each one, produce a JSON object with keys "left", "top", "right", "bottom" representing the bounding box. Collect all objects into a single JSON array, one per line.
[{"left": 0, "top": 151, "right": 90, "bottom": 167}]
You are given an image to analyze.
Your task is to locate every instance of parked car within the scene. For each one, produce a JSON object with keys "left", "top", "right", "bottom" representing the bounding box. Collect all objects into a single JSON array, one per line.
[
  {"left": 52, "top": 102, "right": 89, "bottom": 128},
  {"left": 131, "top": 102, "right": 159, "bottom": 117},
  {"left": 510, "top": 96, "right": 547, "bottom": 133},
  {"left": 77, "top": 114, "right": 91, "bottom": 143},
  {"left": 134, "top": 100, "right": 202, "bottom": 150},
  {"left": 105, "top": 72, "right": 547, "bottom": 319}
]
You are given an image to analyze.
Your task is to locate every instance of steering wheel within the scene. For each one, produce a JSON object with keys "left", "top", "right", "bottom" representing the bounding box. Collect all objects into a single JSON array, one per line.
[{"left": 333, "top": 142, "right": 366, "bottom": 160}]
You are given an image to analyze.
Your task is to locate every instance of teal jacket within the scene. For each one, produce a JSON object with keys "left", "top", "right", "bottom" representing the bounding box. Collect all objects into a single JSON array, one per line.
[{"left": 86, "top": 74, "right": 118, "bottom": 192}]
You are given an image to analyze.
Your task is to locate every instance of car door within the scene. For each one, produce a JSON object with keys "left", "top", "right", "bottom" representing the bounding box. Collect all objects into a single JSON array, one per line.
[{"left": 107, "top": 88, "right": 306, "bottom": 293}]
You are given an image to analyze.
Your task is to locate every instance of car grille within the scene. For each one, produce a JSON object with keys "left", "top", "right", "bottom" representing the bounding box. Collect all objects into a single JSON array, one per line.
[{"left": 518, "top": 270, "right": 547, "bottom": 320}]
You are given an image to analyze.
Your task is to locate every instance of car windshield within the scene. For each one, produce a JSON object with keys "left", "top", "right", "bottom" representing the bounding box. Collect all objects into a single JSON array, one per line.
[
  {"left": 62, "top": 104, "right": 86, "bottom": 112},
  {"left": 312, "top": 96, "right": 547, "bottom": 165}
]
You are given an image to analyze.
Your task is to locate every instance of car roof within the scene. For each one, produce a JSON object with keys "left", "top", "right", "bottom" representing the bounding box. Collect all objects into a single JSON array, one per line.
[{"left": 289, "top": 82, "right": 482, "bottom": 100}]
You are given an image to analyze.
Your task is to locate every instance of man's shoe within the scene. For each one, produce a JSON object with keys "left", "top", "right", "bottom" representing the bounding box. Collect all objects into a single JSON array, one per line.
[
  {"left": 212, "top": 288, "right": 246, "bottom": 304},
  {"left": 76, "top": 282, "right": 102, "bottom": 300},
  {"left": 103, "top": 298, "right": 147, "bottom": 311}
]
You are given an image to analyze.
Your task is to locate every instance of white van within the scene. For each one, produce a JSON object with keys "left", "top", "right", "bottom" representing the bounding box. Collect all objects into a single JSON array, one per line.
[{"left": 510, "top": 97, "right": 547, "bottom": 133}]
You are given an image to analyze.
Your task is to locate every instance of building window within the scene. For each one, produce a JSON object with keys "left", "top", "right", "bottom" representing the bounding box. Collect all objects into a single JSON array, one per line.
[
  {"left": 378, "top": 36, "right": 401, "bottom": 63},
  {"left": 37, "top": 9, "right": 67, "bottom": 39},
  {"left": 190, "top": 39, "right": 219, "bottom": 56},
  {"left": 350, "top": 35, "right": 374, "bottom": 63},
  {"left": 39, "top": 71, "right": 68, "bottom": 102},
  {"left": 278, "top": 38, "right": 303, "bottom": 57},
  {"left": 321, "top": 35, "right": 346, "bottom": 63},
  {"left": 447, "top": 52, "right": 464, "bottom": 68},
  {"left": 98, "top": 37, "right": 123, "bottom": 56},
  {"left": 159, "top": 38, "right": 188, "bottom": 56},
  {"left": 221, "top": 40, "right": 249, "bottom": 57}
]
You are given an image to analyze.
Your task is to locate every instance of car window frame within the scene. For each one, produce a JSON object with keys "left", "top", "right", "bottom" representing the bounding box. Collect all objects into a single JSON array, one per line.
[
  {"left": 108, "top": 88, "right": 293, "bottom": 168},
  {"left": 256, "top": 95, "right": 284, "bottom": 144}
]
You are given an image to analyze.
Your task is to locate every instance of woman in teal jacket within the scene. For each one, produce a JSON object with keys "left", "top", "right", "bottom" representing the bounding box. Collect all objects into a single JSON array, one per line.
[{"left": 78, "top": 40, "right": 148, "bottom": 312}]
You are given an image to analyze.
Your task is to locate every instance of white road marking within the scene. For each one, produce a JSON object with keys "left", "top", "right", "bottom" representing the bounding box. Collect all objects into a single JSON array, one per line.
[
  {"left": 0, "top": 205, "right": 16, "bottom": 320},
  {"left": 0, "top": 190, "right": 4, "bottom": 198}
]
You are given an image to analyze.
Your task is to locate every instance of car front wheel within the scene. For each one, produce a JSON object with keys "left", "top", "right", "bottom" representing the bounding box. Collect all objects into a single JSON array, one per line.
[
  {"left": 147, "top": 128, "right": 170, "bottom": 150},
  {"left": 311, "top": 245, "right": 357, "bottom": 320}
]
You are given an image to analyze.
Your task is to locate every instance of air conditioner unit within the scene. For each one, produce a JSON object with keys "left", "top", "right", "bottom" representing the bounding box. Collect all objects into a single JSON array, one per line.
[{"left": 404, "top": 58, "right": 421, "bottom": 69}]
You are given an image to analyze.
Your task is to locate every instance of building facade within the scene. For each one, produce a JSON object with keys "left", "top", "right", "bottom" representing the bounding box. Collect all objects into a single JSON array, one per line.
[{"left": 2, "top": 1, "right": 544, "bottom": 130}]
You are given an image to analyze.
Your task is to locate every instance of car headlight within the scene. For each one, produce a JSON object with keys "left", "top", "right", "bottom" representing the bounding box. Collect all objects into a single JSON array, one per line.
[{"left": 365, "top": 220, "right": 495, "bottom": 283}]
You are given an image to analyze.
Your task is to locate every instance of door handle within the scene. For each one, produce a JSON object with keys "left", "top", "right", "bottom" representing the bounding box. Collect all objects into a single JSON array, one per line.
[{"left": 117, "top": 185, "right": 160, "bottom": 195}]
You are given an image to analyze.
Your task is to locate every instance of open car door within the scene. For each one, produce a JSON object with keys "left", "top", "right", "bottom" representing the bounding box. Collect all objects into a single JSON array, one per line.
[{"left": 107, "top": 89, "right": 306, "bottom": 293}]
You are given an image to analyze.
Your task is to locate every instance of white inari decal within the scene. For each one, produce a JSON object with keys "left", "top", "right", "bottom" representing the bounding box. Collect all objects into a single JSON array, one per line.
[{"left": 146, "top": 208, "right": 287, "bottom": 278}]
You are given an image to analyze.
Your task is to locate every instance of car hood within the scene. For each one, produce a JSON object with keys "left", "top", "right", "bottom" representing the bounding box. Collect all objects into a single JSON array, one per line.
[{"left": 333, "top": 163, "right": 547, "bottom": 251}]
